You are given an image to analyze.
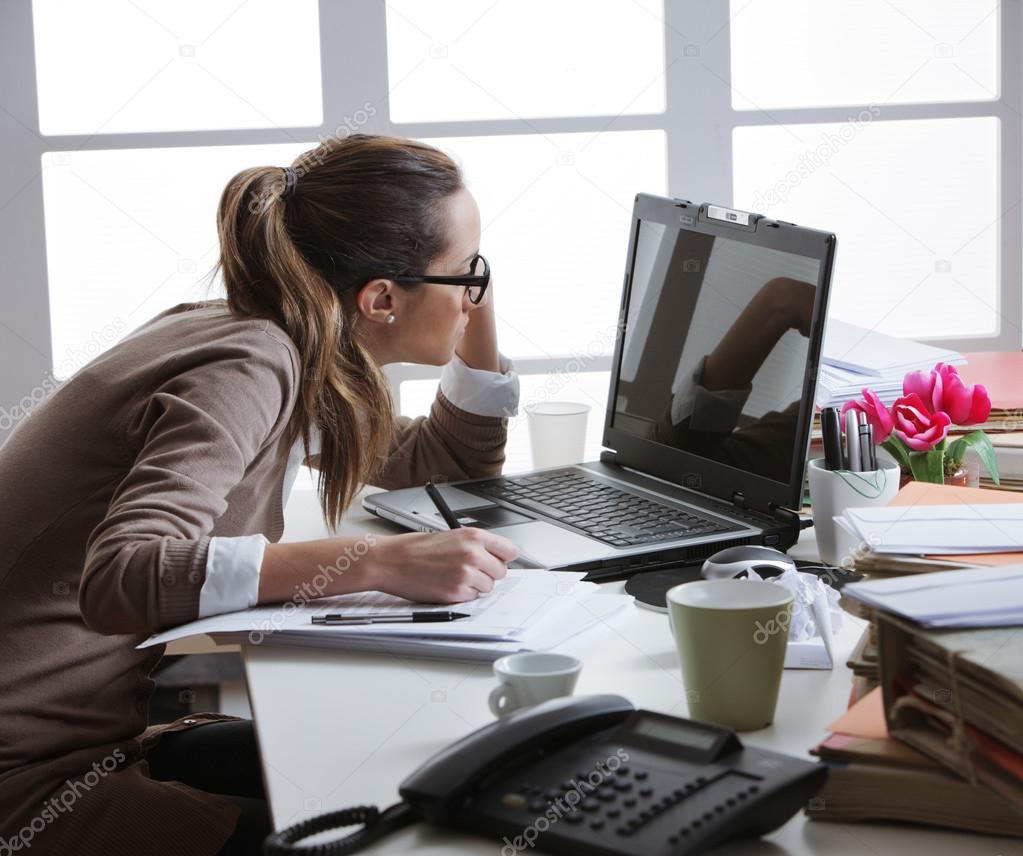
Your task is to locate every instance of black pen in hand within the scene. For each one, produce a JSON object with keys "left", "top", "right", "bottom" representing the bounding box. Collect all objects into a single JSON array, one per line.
[{"left": 425, "top": 480, "right": 462, "bottom": 529}]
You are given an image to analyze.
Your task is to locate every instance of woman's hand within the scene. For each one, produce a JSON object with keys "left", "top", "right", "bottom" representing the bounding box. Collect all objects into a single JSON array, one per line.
[
  {"left": 370, "top": 528, "right": 519, "bottom": 604},
  {"left": 454, "top": 273, "right": 501, "bottom": 372}
]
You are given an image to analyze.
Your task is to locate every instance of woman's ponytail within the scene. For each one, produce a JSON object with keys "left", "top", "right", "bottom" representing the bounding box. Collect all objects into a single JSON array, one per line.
[{"left": 214, "top": 136, "right": 462, "bottom": 529}]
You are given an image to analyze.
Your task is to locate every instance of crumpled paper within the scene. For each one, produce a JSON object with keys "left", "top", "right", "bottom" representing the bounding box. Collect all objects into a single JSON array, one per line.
[{"left": 744, "top": 567, "right": 843, "bottom": 642}]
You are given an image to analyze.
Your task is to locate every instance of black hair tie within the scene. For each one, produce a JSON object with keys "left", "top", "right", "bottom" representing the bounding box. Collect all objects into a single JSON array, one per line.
[{"left": 280, "top": 166, "right": 298, "bottom": 199}]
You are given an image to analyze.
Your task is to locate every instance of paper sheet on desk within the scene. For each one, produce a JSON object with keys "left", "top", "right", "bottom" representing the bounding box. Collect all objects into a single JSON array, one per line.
[
  {"left": 239, "top": 591, "right": 634, "bottom": 663},
  {"left": 840, "top": 504, "right": 1023, "bottom": 555},
  {"left": 842, "top": 565, "right": 1023, "bottom": 627},
  {"left": 138, "top": 570, "right": 593, "bottom": 649},
  {"left": 886, "top": 481, "right": 1023, "bottom": 566}
]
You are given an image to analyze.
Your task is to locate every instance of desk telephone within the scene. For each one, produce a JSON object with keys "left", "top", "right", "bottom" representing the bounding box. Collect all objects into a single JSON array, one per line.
[{"left": 264, "top": 694, "right": 827, "bottom": 855}]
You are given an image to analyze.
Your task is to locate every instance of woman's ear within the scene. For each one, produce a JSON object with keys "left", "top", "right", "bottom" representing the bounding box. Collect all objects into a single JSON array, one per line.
[{"left": 354, "top": 278, "right": 397, "bottom": 324}]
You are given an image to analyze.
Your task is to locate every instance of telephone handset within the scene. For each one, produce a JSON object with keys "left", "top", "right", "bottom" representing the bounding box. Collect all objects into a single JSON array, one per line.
[
  {"left": 263, "top": 694, "right": 827, "bottom": 855},
  {"left": 399, "top": 693, "right": 634, "bottom": 821}
]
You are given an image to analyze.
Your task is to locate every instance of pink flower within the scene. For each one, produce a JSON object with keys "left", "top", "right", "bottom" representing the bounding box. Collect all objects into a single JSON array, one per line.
[
  {"left": 890, "top": 393, "right": 952, "bottom": 451},
  {"left": 903, "top": 362, "right": 992, "bottom": 426},
  {"left": 840, "top": 389, "right": 893, "bottom": 442}
]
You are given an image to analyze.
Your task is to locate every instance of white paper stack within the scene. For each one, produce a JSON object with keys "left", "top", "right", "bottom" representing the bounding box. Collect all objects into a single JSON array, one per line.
[
  {"left": 836, "top": 504, "right": 1023, "bottom": 555},
  {"left": 817, "top": 319, "right": 965, "bottom": 408},
  {"left": 138, "top": 569, "right": 633, "bottom": 663},
  {"left": 841, "top": 565, "right": 1023, "bottom": 628}
]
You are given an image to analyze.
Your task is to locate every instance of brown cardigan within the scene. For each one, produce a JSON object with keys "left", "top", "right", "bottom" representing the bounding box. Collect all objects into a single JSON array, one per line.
[{"left": 0, "top": 300, "right": 508, "bottom": 855}]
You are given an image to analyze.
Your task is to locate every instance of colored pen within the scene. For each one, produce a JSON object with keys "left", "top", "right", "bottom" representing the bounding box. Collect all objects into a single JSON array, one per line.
[
  {"left": 844, "top": 408, "right": 860, "bottom": 471},
  {"left": 821, "top": 407, "right": 843, "bottom": 471},
  {"left": 425, "top": 480, "right": 462, "bottom": 529},
  {"left": 311, "top": 611, "right": 470, "bottom": 625}
]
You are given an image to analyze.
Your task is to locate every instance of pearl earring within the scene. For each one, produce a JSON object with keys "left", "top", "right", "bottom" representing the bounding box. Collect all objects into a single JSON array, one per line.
[{"left": 386, "top": 313, "right": 396, "bottom": 325}]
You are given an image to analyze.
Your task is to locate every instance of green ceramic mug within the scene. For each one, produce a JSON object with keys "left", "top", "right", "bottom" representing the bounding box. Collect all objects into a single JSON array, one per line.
[{"left": 667, "top": 579, "right": 794, "bottom": 732}]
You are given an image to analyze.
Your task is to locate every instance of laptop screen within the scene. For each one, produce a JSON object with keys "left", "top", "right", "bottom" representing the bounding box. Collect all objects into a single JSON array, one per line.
[{"left": 611, "top": 218, "right": 822, "bottom": 485}]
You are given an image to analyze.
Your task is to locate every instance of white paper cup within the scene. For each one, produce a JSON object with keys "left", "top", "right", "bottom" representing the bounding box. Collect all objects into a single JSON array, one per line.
[
  {"left": 807, "top": 456, "right": 900, "bottom": 567},
  {"left": 525, "top": 401, "right": 590, "bottom": 469},
  {"left": 488, "top": 652, "right": 582, "bottom": 718}
]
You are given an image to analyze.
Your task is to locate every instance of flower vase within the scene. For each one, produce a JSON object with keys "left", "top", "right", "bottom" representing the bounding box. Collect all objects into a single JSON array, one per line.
[{"left": 944, "top": 465, "right": 968, "bottom": 487}]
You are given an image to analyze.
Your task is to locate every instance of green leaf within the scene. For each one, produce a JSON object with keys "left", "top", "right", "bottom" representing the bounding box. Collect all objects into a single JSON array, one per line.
[
  {"left": 956, "top": 430, "right": 1001, "bottom": 486},
  {"left": 946, "top": 437, "right": 967, "bottom": 466},
  {"left": 881, "top": 437, "right": 912, "bottom": 473},
  {"left": 908, "top": 449, "right": 945, "bottom": 484}
]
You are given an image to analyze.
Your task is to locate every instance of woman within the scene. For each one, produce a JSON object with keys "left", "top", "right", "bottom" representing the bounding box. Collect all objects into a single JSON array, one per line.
[{"left": 0, "top": 135, "right": 520, "bottom": 855}]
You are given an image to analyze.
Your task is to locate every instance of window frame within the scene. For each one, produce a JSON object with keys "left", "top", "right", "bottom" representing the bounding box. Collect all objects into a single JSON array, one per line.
[{"left": 0, "top": 1, "right": 1019, "bottom": 437}]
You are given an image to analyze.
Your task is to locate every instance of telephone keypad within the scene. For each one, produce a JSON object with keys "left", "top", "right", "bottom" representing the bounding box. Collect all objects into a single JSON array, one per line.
[{"left": 478, "top": 746, "right": 811, "bottom": 856}]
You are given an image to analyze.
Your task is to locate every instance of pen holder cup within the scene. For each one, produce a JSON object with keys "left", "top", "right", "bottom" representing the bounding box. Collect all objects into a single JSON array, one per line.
[{"left": 807, "top": 456, "right": 900, "bottom": 568}]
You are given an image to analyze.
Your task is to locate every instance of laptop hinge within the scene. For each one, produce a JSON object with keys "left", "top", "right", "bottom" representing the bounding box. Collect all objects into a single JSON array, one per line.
[
  {"left": 731, "top": 490, "right": 746, "bottom": 509},
  {"left": 769, "top": 503, "right": 811, "bottom": 530},
  {"left": 600, "top": 450, "right": 617, "bottom": 465}
]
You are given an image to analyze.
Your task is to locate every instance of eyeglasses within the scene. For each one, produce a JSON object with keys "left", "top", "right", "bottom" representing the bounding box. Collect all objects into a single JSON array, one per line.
[{"left": 391, "top": 253, "right": 491, "bottom": 304}]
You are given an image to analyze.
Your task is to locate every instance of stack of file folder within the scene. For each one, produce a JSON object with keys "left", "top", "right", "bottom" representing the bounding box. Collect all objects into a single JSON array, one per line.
[
  {"left": 139, "top": 569, "right": 632, "bottom": 663},
  {"left": 875, "top": 612, "right": 1023, "bottom": 814},
  {"left": 808, "top": 685, "right": 1023, "bottom": 833}
]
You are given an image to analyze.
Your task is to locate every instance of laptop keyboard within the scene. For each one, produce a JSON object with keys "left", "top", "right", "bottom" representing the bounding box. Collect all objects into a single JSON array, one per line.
[{"left": 470, "top": 471, "right": 735, "bottom": 547}]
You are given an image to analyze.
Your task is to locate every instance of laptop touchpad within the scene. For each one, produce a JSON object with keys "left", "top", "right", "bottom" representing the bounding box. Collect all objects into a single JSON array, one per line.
[{"left": 456, "top": 506, "right": 534, "bottom": 528}]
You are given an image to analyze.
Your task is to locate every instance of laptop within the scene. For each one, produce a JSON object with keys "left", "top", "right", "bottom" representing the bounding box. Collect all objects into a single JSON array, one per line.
[{"left": 365, "top": 193, "right": 837, "bottom": 579}]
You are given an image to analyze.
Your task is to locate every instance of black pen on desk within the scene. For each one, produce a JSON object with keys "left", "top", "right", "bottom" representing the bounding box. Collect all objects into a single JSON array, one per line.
[
  {"left": 821, "top": 407, "right": 843, "bottom": 470},
  {"left": 425, "top": 480, "right": 462, "bottom": 529},
  {"left": 312, "top": 611, "right": 470, "bottom": 625}
]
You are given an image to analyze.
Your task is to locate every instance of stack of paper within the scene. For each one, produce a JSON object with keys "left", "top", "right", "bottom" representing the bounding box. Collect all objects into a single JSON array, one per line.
[
  {"left": 849, "top": 482, "right": 1023, "bottom": 576},
  {"left": 139, "top": 569, "right": 633, "bottom": 663},
  {"left": 838, "top": 504, "right": 1023, "bottom": 557},
  {"left": 841, "top": 566, "right": 1023, "bottom": 628},
  {"left": 817, "top": 318, "right": 964, "bottom": 408}
]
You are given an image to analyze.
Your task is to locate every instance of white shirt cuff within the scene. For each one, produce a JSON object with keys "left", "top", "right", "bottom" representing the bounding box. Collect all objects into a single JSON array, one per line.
[
  {"left": 439, "top": 351, "right": 520, "bottom": 418},
  {"left": 198, "top": 533, "right": 268, "bottom": 618}
]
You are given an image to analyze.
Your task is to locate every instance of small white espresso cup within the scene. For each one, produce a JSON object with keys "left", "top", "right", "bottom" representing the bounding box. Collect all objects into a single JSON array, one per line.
[{"left": 488, "top": 652, "right": 582, "bottom": 718}]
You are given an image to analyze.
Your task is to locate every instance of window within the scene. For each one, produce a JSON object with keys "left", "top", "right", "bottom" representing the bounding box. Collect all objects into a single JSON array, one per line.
[
  {"left": 727, "top": 0, "right": 1013, "bottom": 350},
  {"left": 733, "top": 117, "right": 999, "bottom": 340},
  {"left": 384, "top": 0, "right": 665, "bottom": 122},
  {"left": 40, "top": 142, "right": 314, "bottom": 379},
  {"left": 32, "top": 0, "right": 322, "bottom": 135},
  {"left": 5, "top": 1, "right": 1018, "bottom": 462}
]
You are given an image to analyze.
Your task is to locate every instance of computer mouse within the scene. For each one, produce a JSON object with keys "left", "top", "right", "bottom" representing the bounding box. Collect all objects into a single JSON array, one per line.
[{"left": 701, "top": 545, "right": 796, "bottom": 580}]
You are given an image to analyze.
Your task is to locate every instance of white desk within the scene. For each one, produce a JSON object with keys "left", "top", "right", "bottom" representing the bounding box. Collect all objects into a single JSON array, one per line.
[{"left": 242, "top": 484, "right": 1017, "bottom": 854}]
